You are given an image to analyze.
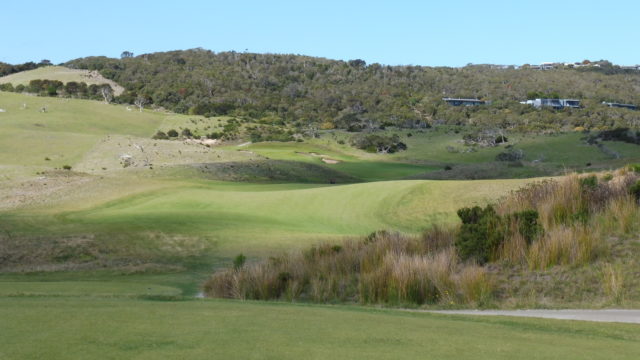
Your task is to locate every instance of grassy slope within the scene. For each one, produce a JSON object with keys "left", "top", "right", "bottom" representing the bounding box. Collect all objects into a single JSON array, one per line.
[
  {"left": 3, "top": 178, "right": 529, "bottom": 256},
  {"left": 0, "top": 92, "right": 162, "bottom": 177},
  {"left": 0, "top": 66, "right": 124, "bottom": 94},
  {"left": 1, "top": 296, "right": 638, "bottom": 360}
]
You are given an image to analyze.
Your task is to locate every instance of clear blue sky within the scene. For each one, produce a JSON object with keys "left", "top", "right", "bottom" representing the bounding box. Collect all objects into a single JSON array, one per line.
[{"left": 2, "top": 0, "right": 638, "bottom": 66}]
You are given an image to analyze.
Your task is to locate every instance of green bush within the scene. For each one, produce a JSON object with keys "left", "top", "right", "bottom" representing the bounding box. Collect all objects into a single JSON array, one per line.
[
  {"left": 455, "top": 205, "right": 504, "bottom": 264},
  {"left": 630, "top": 181, "right": 640, "bottom": 201},
  {"left": 580, "top": 175, "right": 598, "bottom": 189},
  {"left": 233, "top": 253, "right": 247, "bottom": 269},
  {"left": 152, "top": 131, "right": 169, "bottom": 140},
  {"left": 456, "top": 206, "right": 541, "bottom": 263},
  {"left": 167, "top": 129, "right": 179, "bottom": 137},
  {"left": 508, "top": 210, "right": 542, "bottom": 245},
  {"left": 62, "top": 165, "right": 72, "bottom": 170}
]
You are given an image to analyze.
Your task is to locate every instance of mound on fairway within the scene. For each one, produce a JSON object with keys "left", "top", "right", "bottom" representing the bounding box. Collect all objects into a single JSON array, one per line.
[
  {"left": 1, "top": 178, "right": 531, "bottom": 264},
  {"left": 0, "top": 66, "right": 124, "bottom": 95}
]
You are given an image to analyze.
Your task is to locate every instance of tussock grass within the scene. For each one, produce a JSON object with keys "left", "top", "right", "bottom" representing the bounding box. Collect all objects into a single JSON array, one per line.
[
  {"left": 497, "top": 170, "right": 640, "bottom": 269},
  {"left": 601, "top": 263, "right": 626, "bottom": 304},
  {"left": 204, "top": 228, "right": 494, "bottom": 306}
]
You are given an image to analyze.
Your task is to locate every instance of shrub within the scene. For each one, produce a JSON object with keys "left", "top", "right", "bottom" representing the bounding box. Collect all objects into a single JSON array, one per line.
[
  {"left": 167, "top": 129, "right": 179, "bottom": 137},
  {"left": 579, "top": 174, "right": 598, "bottom": 189},
  {"left": 495, "top": 149, "right": 524, "bottom": 162},
  {"left": 152, "top": 131, "right": 169, "bottom": 140},
  {"left": 456, "top": 205, "right": 542, "bottom": 263},
  {"left": 181, "top": 128, "right": 193, "bottom": 137},
  {"left": 62, "top": 165, "right": 72, "bottom": 170},
  {"left": 508, "top": 210, "right": 543, "bottom": 245},
  {"left": 455, "top": 205, "right": 504, "bottom": 264},
  {"left": 630, "top": 180, "right": 640, "bottom": 201},
  {"left": 233, "top": 253, "right": 247, "bottom": 269},
  {"left": 350, "top": 134, "right": 407, "bottom": 153}
]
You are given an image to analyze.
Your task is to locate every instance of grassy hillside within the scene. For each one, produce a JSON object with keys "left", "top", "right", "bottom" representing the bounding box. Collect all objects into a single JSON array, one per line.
[
  {"left": 0, "top": 66, "right": 124, "bottom": 95},
  {"left": 0, "top": 92, "right": 162, "bottom": 177},
  {"left": 1, "top": 295, "right": 638, "bottom": 360}
]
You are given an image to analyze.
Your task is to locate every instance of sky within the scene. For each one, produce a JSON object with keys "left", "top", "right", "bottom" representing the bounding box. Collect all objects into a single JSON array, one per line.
[{"left": 1, "top": 0, "right": 638, "bottom": 67}]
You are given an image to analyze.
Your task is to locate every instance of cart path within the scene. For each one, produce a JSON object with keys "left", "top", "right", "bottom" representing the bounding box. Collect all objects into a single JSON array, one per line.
[{"left": 425, "top": 309, "right": 640, "bottom": 324}]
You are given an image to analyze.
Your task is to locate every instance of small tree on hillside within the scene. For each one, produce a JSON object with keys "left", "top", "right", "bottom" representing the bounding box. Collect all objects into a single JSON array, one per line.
[
  {"left": 100, "top": 85, "right": 113, "bottom": 104},
  {"left": 134, "top": 95, "right": 148, "bottom": 112}
]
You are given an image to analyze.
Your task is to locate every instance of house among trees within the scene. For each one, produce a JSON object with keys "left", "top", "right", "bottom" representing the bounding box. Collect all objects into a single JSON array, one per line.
[
  {"left": 602, "top": 102, "right": 638, "bottom": 110},
  {"left": 521, "top": 98, "right": 581, "bottom": 109},
  {"left": 442, "top": 98, "right": 487, "bottom": 106}
]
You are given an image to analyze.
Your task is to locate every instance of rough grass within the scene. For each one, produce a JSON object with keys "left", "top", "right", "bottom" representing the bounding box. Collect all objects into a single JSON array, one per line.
[
  {"left": 0, "top": 92, "right": 162, "bottom": 177},
  {"left": 1, "top": 297, "right": 639, "bottom": 360}
]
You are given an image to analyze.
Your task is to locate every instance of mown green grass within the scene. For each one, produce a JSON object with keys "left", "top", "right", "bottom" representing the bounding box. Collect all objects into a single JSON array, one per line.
[
  {"left": 0, "top": 281, "right": 181, "bottom": 297},
  {"left": 234, "top": 141, "right": 436, "bottom": 181},
  {"left": 3, "top": 178, "right": 529, "bottom": 256},
  {"left": 0, "top": 296, "right": 638, "bottom": 360}
]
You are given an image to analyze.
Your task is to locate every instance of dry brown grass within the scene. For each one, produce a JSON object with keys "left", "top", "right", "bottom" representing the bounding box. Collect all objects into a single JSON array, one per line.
[
  {"left": 496, "top": 170, "right": 640, "bottom": 269},
  {"left": 204, "top": 227, "right": 495, "bottom": 306}
]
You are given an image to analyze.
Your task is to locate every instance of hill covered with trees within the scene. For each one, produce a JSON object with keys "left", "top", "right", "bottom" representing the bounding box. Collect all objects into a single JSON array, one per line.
[{"left": 61, "top": 49, "right": 640, "bottom": 132}]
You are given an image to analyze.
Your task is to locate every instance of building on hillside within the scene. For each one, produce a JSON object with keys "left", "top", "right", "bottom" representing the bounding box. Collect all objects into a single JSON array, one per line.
[
  {"left": 602, "top": 102, "right": 638, "bottom": 110},
  {"left": 540, "top": 62, "right": 559, "bottom": 70},
  {"left": 442, "top": 98, "right": 487, "bottom": 106},
  {"left": 521, "top": 98, "right": 581, "bottom": 109}
]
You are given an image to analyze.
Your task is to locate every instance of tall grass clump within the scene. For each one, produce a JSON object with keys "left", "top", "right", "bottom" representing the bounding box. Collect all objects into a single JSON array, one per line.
[
  {"left": 204, "top": 227, "right": 493, "bottom": 306},
  {"left": 601, "top": 263, "right": 626, "bottom": 304},
  {"left": 497, "top": 170, "right": 640, "bottom": 269}
]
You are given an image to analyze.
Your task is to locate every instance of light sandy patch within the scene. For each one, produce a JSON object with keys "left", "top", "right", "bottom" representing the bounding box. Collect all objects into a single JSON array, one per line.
[
  {"left": 322, "top": 158, "right": 340, "bottom": 164},
  {"left": 184, "top": 138, "right": 221, "bottom": 146}
]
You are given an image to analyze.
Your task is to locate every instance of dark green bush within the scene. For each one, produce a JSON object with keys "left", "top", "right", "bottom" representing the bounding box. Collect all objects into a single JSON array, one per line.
[
  {"left": 630, "top": 180, "right": 640, "bottom": 201},
  {"left": 456, "top": 206, "right": 541, "bottom": 263},
  {"left": 233, "top": 253, "right": 247, "bottom": 269},
  {"left": 455, "top": 205, "right": 504, "bottom": 264},
  {"left": 580, "top": 175, "right": 598, "bottom": 189},
  {"left": 167, "top": 129, "right": 179, "bottom": 137},
  {"left": 508, "top": 210, "right": 542, "bottom": 245},
  {"left": 152, "top": 131, "right": 169, "bottom": 140}
]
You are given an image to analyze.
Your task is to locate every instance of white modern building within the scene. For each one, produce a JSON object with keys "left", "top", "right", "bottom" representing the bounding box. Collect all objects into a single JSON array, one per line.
[{"left": 521, "top": 98, "right": 581, "bottom": 109}]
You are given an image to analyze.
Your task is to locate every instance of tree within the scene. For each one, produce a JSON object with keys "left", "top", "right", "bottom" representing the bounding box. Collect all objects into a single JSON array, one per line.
[
  {"left": 100, "top": 85, "right": 113, "bottom": 103},
  {"left": 121, "top": 51, "right": 134, "bottom": 59},
  {"left": 134, "top": 95, "right": 148, "bottom": 112}
]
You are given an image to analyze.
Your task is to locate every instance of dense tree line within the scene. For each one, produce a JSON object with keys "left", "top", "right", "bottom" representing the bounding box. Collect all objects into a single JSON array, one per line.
[
  {"left": 24, "top": 49, "right": 640, "bottom": 132},
  {"left": 0, "top": 60, "right": 51, "bottom": 77},
  {"left": 0, "top": 79, "right": 114, "bottom": 101}
]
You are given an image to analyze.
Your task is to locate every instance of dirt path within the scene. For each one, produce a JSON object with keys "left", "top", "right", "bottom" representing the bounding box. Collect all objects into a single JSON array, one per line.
[{"left": 426, "top": 309, "right": 640, "bottom": 324}]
